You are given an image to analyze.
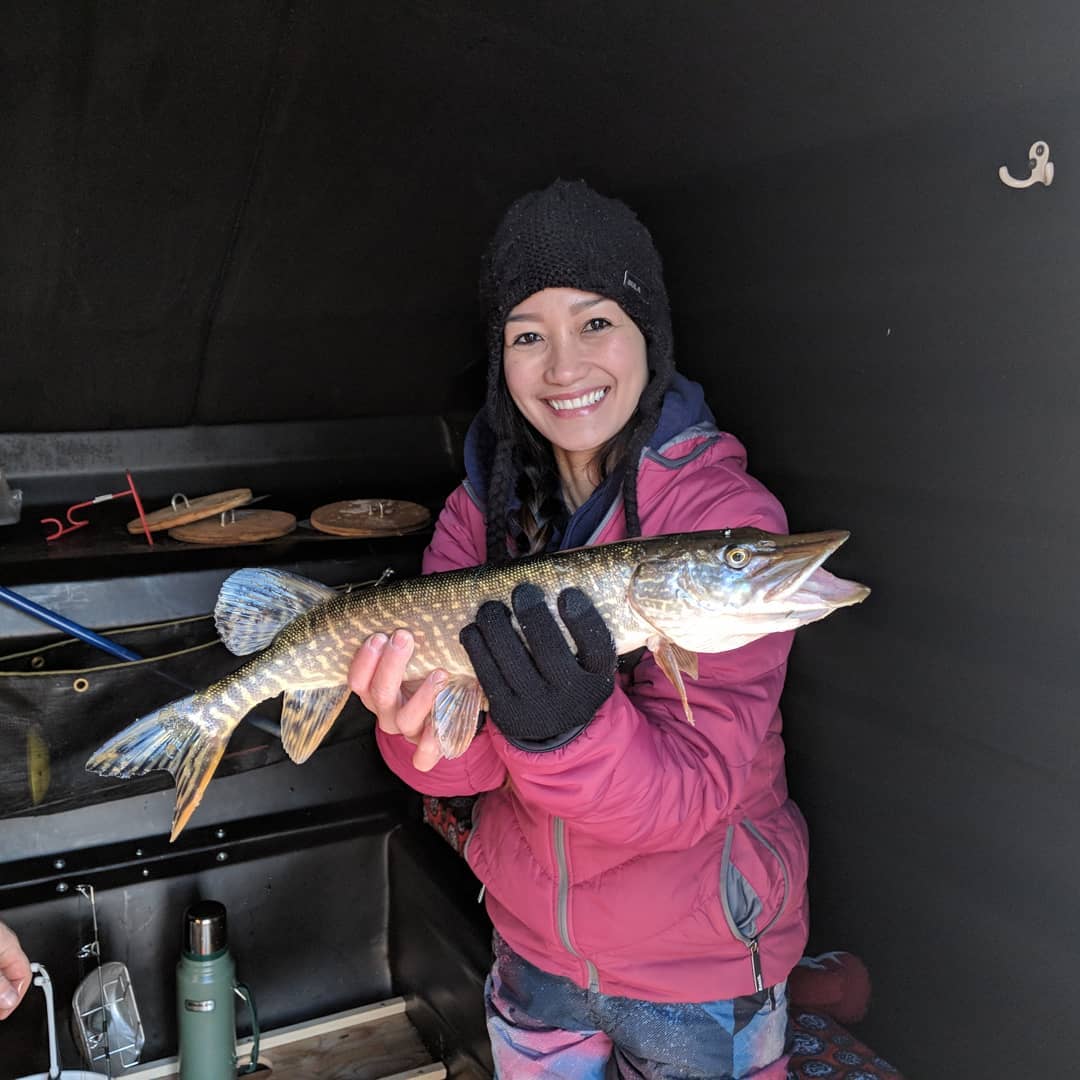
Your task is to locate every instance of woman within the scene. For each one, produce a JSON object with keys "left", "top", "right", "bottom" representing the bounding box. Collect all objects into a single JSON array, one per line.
[{"left": 350, "top": 179, "right": 807, "bottom": 1078}]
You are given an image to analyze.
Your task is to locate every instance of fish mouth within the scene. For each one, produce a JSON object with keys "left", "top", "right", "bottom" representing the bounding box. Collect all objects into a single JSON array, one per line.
[
  {"left": 760, "top": 530, "right": 867, "bottom": 609},
  {"left": 787, "top": 567, "right": 871, "bottom": 612}
]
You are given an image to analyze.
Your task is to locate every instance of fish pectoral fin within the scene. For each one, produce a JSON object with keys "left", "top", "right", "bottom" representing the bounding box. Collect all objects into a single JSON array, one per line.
[
  {"left": 432, "top": 677, "right": 485, "bottom": 759},
  {"left": 669, "top": 642, "right": 698, "bottom": 679},
  {"left": 85, "top": 692, "right": 233, "bottom": 842},
  {"left": 280, "top": 685, "right": 352, "bottom": 764},
  {"left": 216, "top": 569, "right": 337, "bottom": 655},
  {"left": 649, "top": 637, "right": 698, "bottom": 725}
]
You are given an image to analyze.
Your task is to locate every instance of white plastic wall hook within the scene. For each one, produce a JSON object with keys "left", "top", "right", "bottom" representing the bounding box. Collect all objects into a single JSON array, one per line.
[
  {"left": 999, "top": 140, "right": 1054, "bottom": 188},
  {"left": 29, "top": 963, "right": 60, "bottom": 1080}
]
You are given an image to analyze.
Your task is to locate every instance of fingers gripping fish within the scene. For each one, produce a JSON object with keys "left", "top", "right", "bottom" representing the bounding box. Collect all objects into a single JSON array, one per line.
[{"left": 85, "top": 528, "right": 870, "bottom": 840}]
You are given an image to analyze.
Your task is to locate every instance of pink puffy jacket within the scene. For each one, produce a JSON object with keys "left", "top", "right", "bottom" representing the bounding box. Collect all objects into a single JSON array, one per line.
[{"left": 376, "top": 427, "right": 810, "bottom": 1003}]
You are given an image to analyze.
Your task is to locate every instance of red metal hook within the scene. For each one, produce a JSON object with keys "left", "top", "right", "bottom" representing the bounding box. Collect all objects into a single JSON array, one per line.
[{"left": 40, "top": 471, "right": 154, "bottom": 546}]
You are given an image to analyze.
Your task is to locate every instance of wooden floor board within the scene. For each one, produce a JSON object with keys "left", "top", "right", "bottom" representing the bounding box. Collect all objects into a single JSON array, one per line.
[{"left": 252, "top": 1010, "right": 438, "bottom": 1078}]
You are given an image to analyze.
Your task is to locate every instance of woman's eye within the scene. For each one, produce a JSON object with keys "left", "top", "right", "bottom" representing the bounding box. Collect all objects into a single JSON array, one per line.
[
  {"left": 583, "top": 317, "right": 612, "bottom": 332},
  {"left": 509, "top": 331, "right": 542, "bottom": 347}
]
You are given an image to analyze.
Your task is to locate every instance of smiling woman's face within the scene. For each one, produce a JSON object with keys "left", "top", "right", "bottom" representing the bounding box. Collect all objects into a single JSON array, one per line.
[{"left": 502, "top": 288, "right": 648, "bottom": 481}]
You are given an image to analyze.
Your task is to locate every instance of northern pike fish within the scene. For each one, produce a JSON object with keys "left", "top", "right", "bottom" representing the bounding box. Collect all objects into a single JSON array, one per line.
[{"left": 86, "top": 528, "right": 869, "bottom": 840}]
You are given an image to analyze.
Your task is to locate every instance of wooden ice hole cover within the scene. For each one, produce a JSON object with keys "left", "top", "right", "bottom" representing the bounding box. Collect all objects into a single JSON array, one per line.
[
  {"left": 310, "top": 498, "right": 431, "bottom": 537},
  {"left": 127, "top": 488, "right": 254, "bottom": 534},
  {"left": 168, "top": 509, "right": 297, "bottom": 545}
]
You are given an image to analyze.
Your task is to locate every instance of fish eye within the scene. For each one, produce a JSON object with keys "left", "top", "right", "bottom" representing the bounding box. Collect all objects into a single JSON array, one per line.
[{"left": 724, "top": 546, "right": 750, "bottom": 569}]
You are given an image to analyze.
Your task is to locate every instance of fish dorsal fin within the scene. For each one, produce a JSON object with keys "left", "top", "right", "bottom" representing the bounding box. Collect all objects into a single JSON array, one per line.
[
  {"left": 215, "top": 569, "right": 337, "bottom": 656},
  {"left": 431, "top": 677, "right": 486, "bottom": 759},
  {"left": 280, "top": 686, "right": 353, "bottom": 763},
  {"left": 648, "top": 636, "right": 699, "bottom": 725}
]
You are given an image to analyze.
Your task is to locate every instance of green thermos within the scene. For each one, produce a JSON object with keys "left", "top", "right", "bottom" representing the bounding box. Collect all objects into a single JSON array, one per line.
[{"left": 176, "top": 900, "right": 259, "bottom": 1079}]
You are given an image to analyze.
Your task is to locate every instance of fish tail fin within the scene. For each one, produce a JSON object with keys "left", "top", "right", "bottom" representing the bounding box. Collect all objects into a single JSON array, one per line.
[{"left": 85, "top": 692, "right": 233, "bottom": 841}]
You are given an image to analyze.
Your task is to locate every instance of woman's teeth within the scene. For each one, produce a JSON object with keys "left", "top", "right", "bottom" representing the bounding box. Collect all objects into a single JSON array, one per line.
[{"left": 548, "top": 388, "right": 608, "bottom": 411}]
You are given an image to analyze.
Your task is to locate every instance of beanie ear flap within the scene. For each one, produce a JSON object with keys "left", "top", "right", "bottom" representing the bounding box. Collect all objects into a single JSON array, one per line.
[{"left": 620, "top": 347, "right": 673, "bottom": 540}]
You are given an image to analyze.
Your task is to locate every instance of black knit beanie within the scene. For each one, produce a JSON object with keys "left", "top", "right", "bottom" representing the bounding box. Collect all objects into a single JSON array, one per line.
[{"left": 480, "top": 179, "right": 675, "bottom": 561}]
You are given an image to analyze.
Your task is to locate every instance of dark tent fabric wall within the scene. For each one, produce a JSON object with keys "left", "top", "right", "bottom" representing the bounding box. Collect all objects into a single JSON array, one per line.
[{"left": 3, "top": 3, "right": 1079, "bottom": 1076}]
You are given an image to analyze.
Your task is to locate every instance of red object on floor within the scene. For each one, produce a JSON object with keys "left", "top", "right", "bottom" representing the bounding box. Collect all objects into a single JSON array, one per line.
[{"left": 788, "top": 950, "right": 872, "bottom": 1024}]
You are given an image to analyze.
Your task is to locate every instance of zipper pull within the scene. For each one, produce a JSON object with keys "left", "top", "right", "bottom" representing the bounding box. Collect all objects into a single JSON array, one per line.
[{"left": 748, "top": 937, "right": 764, "bottom": 992}]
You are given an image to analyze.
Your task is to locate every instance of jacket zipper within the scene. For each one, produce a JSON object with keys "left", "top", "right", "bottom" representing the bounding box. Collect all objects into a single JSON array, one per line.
[
  {"left": 720, "top": 821, "right": 790, "bottom": 993},
  {"left": 463, "top": 798, "right": 484, "bottom": 902},
  {"left": 553, "top": 816, "right": 599, "bottom": 991},
  {"left": 748, "top": 937, "right": 764, "bottom": 992}
]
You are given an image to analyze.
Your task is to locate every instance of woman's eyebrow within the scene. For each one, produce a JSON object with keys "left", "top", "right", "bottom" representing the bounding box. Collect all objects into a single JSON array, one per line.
[{"left": 569, "top": 297, "right": 607, "bottom": 314}]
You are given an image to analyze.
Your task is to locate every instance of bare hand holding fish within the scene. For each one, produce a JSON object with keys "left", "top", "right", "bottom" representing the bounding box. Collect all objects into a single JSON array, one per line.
[
  {"left": 86, "top": 528, "right": 870, "bottom": 840},
  {"left": 349, "top": 629, "right": 447, "bottom": 772}
]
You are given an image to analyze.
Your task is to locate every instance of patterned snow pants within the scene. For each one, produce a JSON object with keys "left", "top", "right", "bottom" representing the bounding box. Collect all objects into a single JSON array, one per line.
[{"left": 485, "top": 933, "right": 791, "bottom": 1079}]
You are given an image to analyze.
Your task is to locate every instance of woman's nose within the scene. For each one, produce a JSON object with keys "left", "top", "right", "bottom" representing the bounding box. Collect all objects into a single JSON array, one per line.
[{"left": 544, "top": 336, "right": 587, "bottom": 384}]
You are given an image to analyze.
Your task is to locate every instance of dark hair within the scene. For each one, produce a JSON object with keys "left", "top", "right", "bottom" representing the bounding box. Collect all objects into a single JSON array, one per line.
[{"left": 480, "top": 180, "right": 675, "bottom": 564}]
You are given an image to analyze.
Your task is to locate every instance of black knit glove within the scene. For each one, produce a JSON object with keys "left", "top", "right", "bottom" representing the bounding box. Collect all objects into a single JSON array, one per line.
[{"left": 460, "top": 582, "right": 617, "bottom": 747}]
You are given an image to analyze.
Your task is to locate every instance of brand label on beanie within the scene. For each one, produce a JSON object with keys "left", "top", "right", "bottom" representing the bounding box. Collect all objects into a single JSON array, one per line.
[{"left": 622, "top": 270, "right": 644, "bottom": 296}]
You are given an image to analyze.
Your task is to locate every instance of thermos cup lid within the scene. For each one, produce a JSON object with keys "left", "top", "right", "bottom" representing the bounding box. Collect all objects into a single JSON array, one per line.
[{"left": 184, "top": 900, "right": 228, "bottom": 956}]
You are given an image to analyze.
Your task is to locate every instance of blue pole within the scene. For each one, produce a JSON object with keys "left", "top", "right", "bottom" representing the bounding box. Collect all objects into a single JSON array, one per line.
[
  {"left": 0, "top": 583, "right": 280, "bottom": 735},
  {"left": 0, "top": 585, "right": 142, "bottom": 662}
]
